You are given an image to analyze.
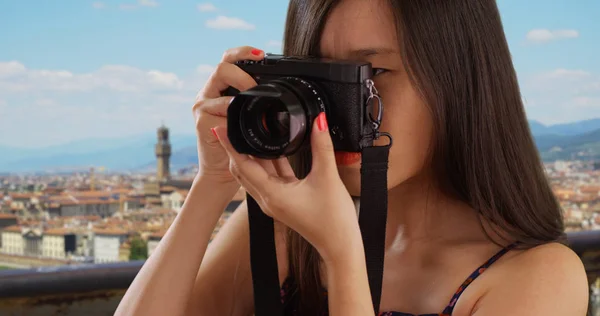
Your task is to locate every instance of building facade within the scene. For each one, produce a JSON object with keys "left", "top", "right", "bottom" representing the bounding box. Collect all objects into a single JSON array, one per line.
[
  {"left": 22, "top": 227, "right": 43, "bottom": 257},
  {"left": 1, "top": 225, "right": 24, "bottom": 255},
  {"left": 48, "top": 201, "right": 119, "bottom": 218},
  {"left": 0, "top": 214, "right": 18, "bottom": 248},
  {"left": 42, "top": 228, "right": 77, "bottom": 260},
  {"left": 93, "top": 229, "right": 128, "bottom": 264}
]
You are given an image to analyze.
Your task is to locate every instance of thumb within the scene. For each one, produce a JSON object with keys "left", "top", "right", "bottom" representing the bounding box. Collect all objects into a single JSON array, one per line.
[{"left": 310, "top": 112, "right": 337, "bottom": 175}]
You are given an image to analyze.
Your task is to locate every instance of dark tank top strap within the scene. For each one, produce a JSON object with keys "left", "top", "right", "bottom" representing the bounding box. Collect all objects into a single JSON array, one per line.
[{"left": 439, "top": 242, "right": 519, "bottom": 315}]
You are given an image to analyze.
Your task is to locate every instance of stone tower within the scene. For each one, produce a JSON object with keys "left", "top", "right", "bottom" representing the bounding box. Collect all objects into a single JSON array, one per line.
[{"left": 155, "top": 125, "right": 171, "bottom": 182}]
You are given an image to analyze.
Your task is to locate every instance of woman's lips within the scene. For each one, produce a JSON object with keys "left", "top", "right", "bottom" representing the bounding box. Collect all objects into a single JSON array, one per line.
[{"left": 335, "top": 151, "right": 361, "bottom": 166}]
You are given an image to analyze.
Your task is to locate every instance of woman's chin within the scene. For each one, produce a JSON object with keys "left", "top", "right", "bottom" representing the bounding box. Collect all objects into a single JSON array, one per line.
[{"left": 337, "top": 167, "right": 362, "bottom": 196}]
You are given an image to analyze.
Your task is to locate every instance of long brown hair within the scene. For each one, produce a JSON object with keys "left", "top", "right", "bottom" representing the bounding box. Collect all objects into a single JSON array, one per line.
[{"left": 282, "top": 1, "right": 564, "bottom": 314}]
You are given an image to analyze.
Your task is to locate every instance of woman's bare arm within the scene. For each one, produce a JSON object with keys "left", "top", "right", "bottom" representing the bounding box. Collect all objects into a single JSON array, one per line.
[
  {"left": 185, "top": 201, "right": 289, "bottom": 315},
  {"left": 114, "top": 176, "right": 240, "bottom": 316}
]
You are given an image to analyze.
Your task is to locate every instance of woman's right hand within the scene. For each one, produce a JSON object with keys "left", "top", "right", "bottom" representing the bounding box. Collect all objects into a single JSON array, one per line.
[{"left": 192, "top": 46, "right": 264, "bottom": 185}]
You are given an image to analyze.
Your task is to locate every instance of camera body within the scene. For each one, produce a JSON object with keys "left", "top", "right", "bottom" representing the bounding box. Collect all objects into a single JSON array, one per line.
[{"left": 225, "top": 54, "right": 375, "bottom": 159}]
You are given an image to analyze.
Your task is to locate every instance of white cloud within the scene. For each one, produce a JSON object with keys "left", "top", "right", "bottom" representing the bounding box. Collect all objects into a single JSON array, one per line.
[
  {"left": 572, "top": 97, "right": 600, "bottom": 108},
  {"left": 582, "top": 81, "right": 600, "bottom": 93},
  {"left": 1, "top": 94, "right": 196, "bottom": 147},
  {"left": 147, "top": 70, "right": 182, "bottom": 89},
  {"left": 523, "top": 68, "right": 600, "bottom": 124},
  {"left": 527, "top": 69, "right": 593, "bottom": 92},
  {"left": 0, "top": 61, "right": 183, "bottom": 93},
  {"left": 539, "top": 69, "right": 591, "bottom": 81},
  {"left": 526, "top": 29, "right": 579, "bottom": 44},
  {"left": 35, "top": 98, "right": 56, "bottom": 106},
  {"left": 197, "top": 3, "right": 217, "bottom": 12},
  {"left": 206, "top": 16, "right": 255, "bottom": 30},
  {"left": 0, "top": 61, "right": 215, "bottom": 147},
  {"left": 528, "top": 69, "right": 596, "bottom": 92},
  {"left": 196, "top": 64, "right": 215, "bottom": 74},
  {"left": 138, "top": 0, "right": 158, "bottom": 7},
  {"left": 92, "top": 2, "right": 105, "bottom": 9},
  {"left": 0, "top": 61, "right": 27, "bottom": 79}
]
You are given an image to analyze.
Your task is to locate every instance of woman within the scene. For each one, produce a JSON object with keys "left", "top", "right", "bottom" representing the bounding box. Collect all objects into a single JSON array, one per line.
[{"left": 115, "top": 0, "right": 589, "bottom": 315}]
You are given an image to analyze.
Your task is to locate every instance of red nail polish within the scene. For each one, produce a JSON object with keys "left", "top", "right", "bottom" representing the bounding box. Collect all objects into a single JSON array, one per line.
[
  {"left": 211, "top": 128, "right": 219, "bottom": 139},
  {"left": 317, "top": 112, "right": 328, "bottom": 131},
  {"left": 251, "top": 49, "right": 262, "bottom": 56}
]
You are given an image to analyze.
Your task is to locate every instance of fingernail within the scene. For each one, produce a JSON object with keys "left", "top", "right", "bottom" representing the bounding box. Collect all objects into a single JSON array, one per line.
[
  {"left": 251, "top": 49, "right": 263, "bottom": 56},
  {"left": 210, "top": 127, "right": 219, "bottom": 139},
  {"left": 317, "top": 112, "right": 328, "bottom": 132}
]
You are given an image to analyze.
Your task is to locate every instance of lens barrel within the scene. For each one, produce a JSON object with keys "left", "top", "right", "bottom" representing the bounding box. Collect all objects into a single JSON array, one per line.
[{"left": 227, "top": 77, "right": 325, "bottom": 158}]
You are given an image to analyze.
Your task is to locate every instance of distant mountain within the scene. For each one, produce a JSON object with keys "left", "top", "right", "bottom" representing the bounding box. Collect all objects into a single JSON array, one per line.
[
  {"left": 137, "top": 146, "right": 199, "bottom": 171},
  {"left": 528, "top": 120, "right": 551, "bottom": 136},
  {"left": 2, "top": 118, "right": 600, "bottom": 172},
  {"left": 170, "top": 146, "right": 199, "bottom": 167},
  {"left": 533, "top": 133, "right": 570, "bottom": 151},
  {"left": 528, "top": 118, "right": 600, "bottom": 136},
  {"left": 170, "top": 128, "right": 600, "bottom": 165},
  {"left": 534, "top": 128, "right": 600, "bottom": 162},
  {"left": 0, "top": 134, "right": 197, "bottom": 173}
]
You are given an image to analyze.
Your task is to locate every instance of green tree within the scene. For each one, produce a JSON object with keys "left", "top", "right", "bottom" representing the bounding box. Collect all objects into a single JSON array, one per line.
[{"left": 129, "top": 237, "right": 148, "bottom": 261}]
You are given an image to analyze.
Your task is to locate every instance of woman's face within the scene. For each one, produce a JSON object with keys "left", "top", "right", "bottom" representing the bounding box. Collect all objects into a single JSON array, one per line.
[{"left": 319, "top": 0, "right": 434, "bottom": 195}]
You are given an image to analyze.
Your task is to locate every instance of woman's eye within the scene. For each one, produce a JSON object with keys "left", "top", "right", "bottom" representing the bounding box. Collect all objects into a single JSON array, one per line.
[{"left": 372, "top": 68, "right": 388, "bottom": 77}]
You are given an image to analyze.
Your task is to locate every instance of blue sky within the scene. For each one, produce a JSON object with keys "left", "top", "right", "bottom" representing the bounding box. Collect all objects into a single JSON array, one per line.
[{"left": 0, "top": 0, "right": 598, "bottom": 147}]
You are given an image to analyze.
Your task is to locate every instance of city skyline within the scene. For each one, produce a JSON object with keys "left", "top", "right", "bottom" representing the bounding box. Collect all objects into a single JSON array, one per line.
[{"left": 0, "top": 0, "right": 599, "bottom": 147}]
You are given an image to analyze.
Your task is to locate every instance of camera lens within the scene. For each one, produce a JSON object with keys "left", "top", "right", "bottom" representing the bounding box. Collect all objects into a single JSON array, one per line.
[
  {"left": 259, "top": 100, "right": 290, "bottom": 140},
  {"left": 227, "top": 77, "right": 326, "bottom": 158}
]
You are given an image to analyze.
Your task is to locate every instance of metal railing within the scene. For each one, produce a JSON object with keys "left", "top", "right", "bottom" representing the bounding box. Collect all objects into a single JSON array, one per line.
[{"left": 0, "top": 231, "right": 599, "bottom": 316}]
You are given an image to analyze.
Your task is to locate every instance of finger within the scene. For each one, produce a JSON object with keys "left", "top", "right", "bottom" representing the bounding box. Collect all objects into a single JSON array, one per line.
[
  {"left": 221, "top": 46, "right": 264, "bottom": 64},
  {"left": 273, "top": 157, "right": 296, "bottom": 179},
  {"left": 192, "top": 96, "right": 232, "bottom": 118},
  {"left": 213, "top": 126, "right": 276, "bottom": 194},
  {"left": 254, "top": 157, "right": 279, "bottom": 177},
  {"left": 198, "top": 46, "right": 264, "bottom": 99},
  {"left": 309, "top": 112, "right": 337, "bottom": 176},
  {"left": 203, "top": 119, "right": 226, "bottom": 145},
  {"left": 199, "top": 62, "right": 258, "bottom": 99}
]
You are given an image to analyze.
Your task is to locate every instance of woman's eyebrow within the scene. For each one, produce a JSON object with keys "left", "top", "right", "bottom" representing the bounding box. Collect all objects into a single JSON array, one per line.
[{"left": 348, "top": 47, "right": 398, "bottom": 58}]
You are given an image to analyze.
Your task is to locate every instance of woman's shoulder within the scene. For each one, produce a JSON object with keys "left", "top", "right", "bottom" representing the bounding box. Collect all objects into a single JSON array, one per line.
[
  {"left": 502, "top": 242, "right": 586, "bottom": 281},
  {"left": 468, "top": 242, "right": 589, "bottom": 315},
  {"left": 512, "top": 241, "right": 582, "bottom": 264}
]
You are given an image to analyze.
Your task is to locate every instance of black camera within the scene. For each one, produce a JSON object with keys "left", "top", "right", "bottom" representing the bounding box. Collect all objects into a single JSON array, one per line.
[{"left": 225, "top": 54, "right": 376, "bottom": 159}]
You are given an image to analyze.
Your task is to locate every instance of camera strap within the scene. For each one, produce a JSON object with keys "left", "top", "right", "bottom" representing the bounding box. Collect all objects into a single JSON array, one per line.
[
  {"left": 246, "top": 78, "right": 391, "bottom": 315},
  {"left": 358, "top": 142, "right": 390, "bottom": 314},
  {"left": 246, "top": 195, "right": 284, "bottom": 315}
]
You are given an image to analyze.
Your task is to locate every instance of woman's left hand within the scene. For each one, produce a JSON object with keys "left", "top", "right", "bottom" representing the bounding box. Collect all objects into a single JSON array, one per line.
[{"left": 212, "top": 112, "right": 362, "bottom": 262}]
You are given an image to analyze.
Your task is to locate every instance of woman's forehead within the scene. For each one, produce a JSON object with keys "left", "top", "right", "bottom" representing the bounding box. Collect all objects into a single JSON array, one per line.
[{"left": 319, "top": 0, "right": 398, "bottom": 59}]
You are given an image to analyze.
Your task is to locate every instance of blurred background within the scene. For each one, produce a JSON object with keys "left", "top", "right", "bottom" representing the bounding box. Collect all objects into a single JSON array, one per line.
[{"left": 0, "top": 0, "right": 599, "bottom": 315}]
